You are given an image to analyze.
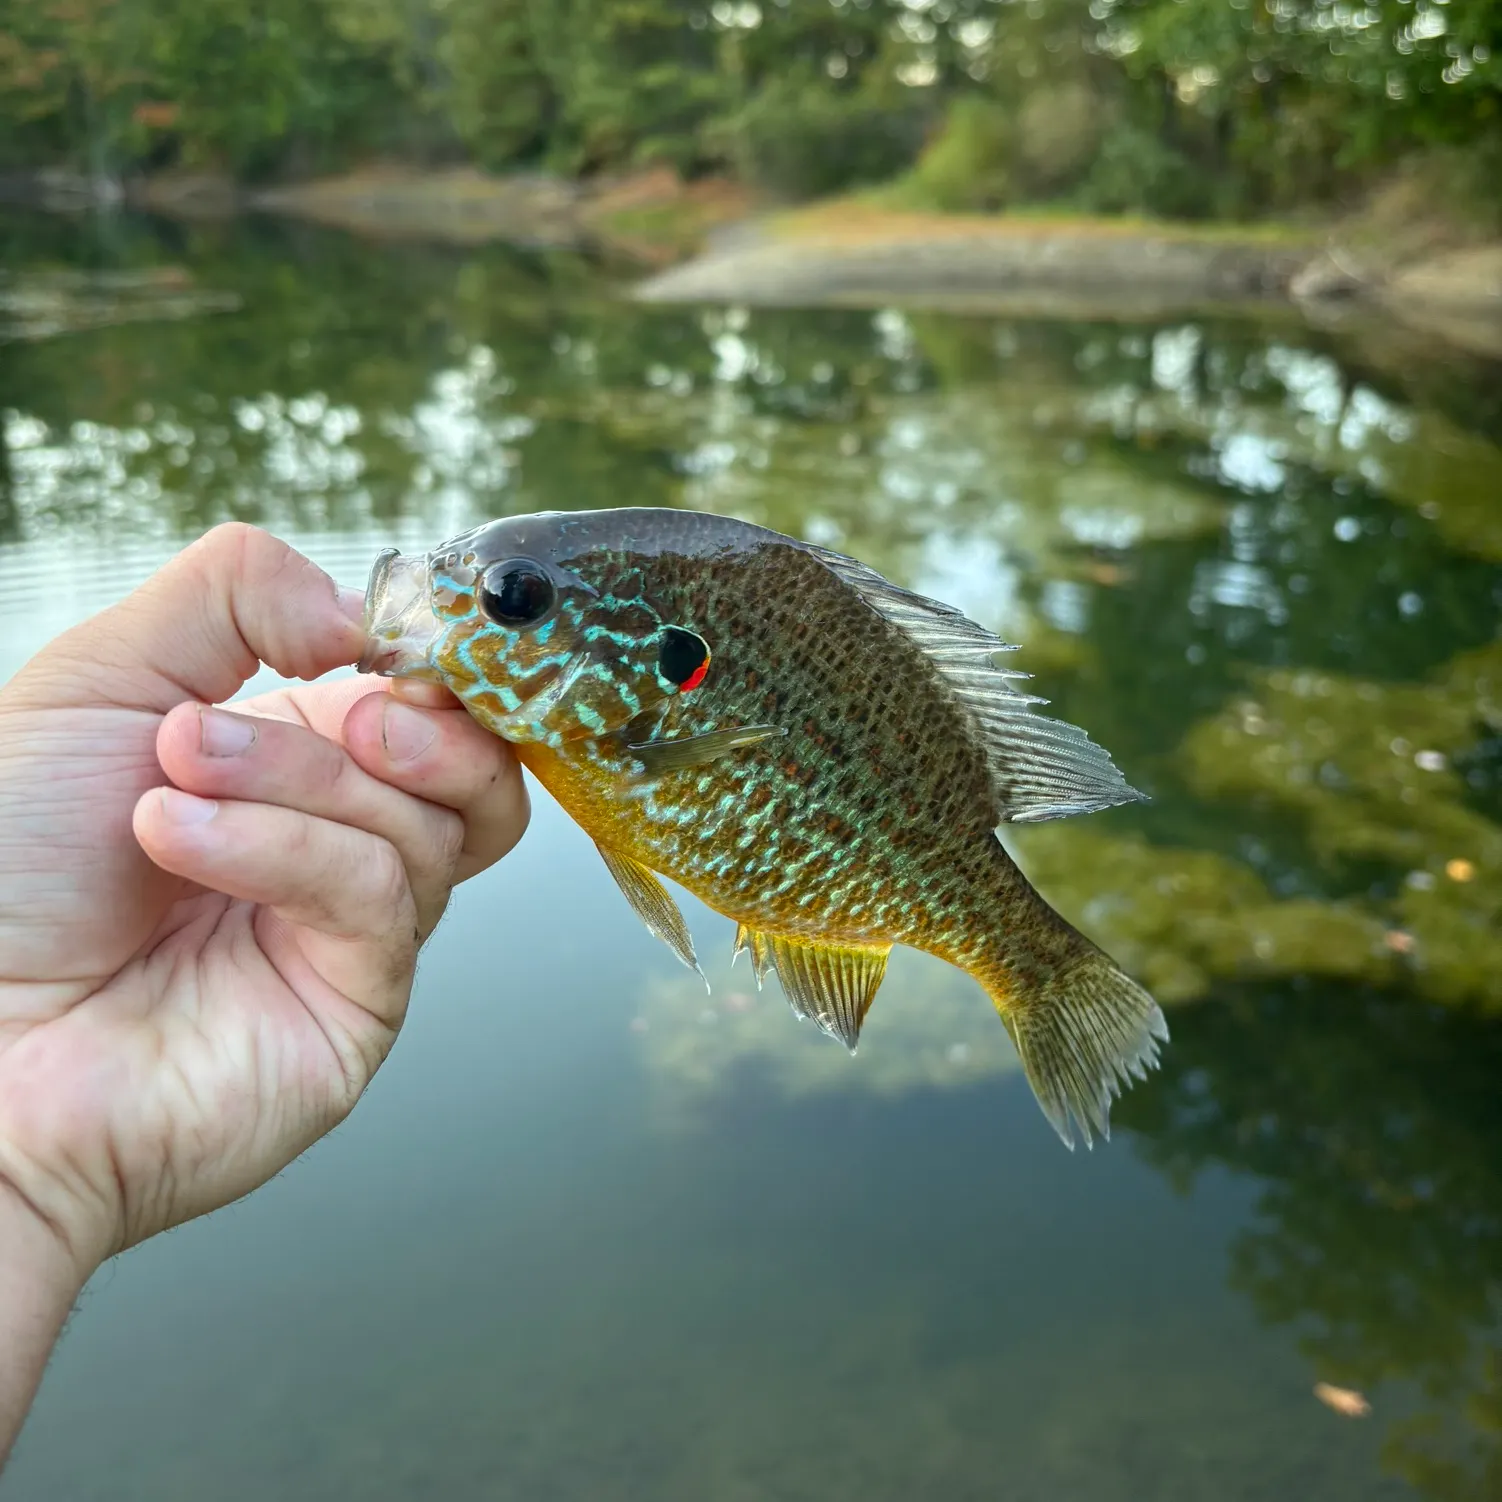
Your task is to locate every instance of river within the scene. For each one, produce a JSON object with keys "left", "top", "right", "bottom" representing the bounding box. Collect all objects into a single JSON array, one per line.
[{"left": 1, "top": 208, "right": 1499, "bottom": 1501}]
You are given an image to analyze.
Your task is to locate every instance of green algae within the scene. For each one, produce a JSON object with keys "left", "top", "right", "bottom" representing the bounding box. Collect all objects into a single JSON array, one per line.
[
  {"left": 1012, "top": 824, "right": 1397, "bottom": 1005},
  {"left": 1180, "top": 644, "right": 1502, "bottom": 1009}
]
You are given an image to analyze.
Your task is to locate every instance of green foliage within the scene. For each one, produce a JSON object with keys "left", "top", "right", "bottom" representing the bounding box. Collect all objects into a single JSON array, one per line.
[
  {"left": 1109, "top": 0, "right": 1502, "bottom": 211},
  {"left": 0, "top": 0, "right": 145, "bottom": 173},
  {"left": 1013, "top": 81, "right": 1107, "bottom": 197},
  {"left": 144, "top": 0, "right": 401, "bottom": 176},
  {"left": 546, "top": 0, "right": 728, "bottom": 174},
  {"left": 1076, "top": 123, "right": 1210, "bottom": 220},
  {"left": 443, "top": 0, "right": 556, "bottom": 169},
  {"left": 726, "top": 71, "right": 928, "bottom": 200},
  {"left": 0, "top": 0, "right": 1500, "bottom": 216},
  {"left": 894, "top": 95, "right": 1013, "bottom": 212}
]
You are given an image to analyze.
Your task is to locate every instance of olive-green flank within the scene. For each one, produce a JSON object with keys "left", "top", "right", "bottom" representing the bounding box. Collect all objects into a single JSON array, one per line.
[{"left": 362, "top": 507, "right": 1168, "bottom": 1146}]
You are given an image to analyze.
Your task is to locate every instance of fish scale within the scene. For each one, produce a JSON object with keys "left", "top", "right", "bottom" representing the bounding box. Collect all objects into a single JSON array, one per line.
[{"left": 360, "top": 507, "right": 1169, "bottom": 1148}]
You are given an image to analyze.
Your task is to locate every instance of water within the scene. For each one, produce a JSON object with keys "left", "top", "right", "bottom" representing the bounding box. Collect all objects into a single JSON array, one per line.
[{"left": 2, "top": 210, "right": 1500, "bottom": 1501}]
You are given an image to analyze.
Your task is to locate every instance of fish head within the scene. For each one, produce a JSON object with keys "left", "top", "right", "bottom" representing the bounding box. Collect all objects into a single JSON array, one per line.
[{"left": 358, "top": 512, "right": 707, "bottom": 745}]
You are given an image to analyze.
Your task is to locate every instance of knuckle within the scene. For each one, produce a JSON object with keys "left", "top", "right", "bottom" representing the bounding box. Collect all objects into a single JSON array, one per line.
[
  {"left": 315, "top": 738, "right": 357, "bottom": 801},
  {"left": 282, "top": 812, "right": 316, "bottom": 863},
  {"left": 366, "top": 838, "right": 414, "bottom": 922},
  {"left": 492, "top": 778, "right": 532, "bottom": 851},
  {"left": 434, "top": 810, "right": 466, "bottom": 870},
  {"left": 194, "top": 521, "right": 266, "bottom": 580}
]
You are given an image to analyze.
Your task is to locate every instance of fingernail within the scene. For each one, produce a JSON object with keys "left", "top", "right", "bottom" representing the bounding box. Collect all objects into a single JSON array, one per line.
[
  {"left": 336, "top": 585, "right": 366, "bottom": 625},
  {"left": 200, "top": 706, "right": 257, "bottom": 757},
  {"left": 160, "top": 788, "right": 218, "bottom": 826},
  {"left": 382, "top": 699, "right": 436, "bottom": 764}
]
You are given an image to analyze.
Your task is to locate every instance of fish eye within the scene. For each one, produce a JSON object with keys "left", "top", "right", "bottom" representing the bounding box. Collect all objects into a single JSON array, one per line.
[{"left": 478, "top": 559, "right": 556, "bottom": 628}]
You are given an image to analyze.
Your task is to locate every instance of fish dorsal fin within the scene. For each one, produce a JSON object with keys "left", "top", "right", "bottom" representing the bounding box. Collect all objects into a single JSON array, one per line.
[
  {"left": 806, "top": 544, "right": 1144, "bottom": 823},
  {"left": 596, "top": 844, "right": 706, "bottom": 988},
  {"left": 751, "top": 930, "right": 891, "bottom": 1052}
]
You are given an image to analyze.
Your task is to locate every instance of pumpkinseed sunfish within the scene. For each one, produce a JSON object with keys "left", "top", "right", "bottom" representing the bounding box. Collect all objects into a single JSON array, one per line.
[{"left": 358, "top": 508, "right": 1167, "bottom": 1146}]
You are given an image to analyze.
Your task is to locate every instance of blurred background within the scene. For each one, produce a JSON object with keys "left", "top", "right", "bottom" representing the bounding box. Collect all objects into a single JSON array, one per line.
[
  {"left": 1, "top": 4, "right": 1501, "bottom": 1502},
  {"left": 1, "top": 0, "right": 1500, "bottom": 223}
]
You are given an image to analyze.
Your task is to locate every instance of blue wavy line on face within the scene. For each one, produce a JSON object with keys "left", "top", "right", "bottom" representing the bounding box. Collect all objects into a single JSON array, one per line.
[{"left": 428, "top": 559, "right": 691, "bottom": 745}]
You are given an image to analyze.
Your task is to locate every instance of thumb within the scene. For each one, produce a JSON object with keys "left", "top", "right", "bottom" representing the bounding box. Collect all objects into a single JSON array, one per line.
[{"left": 7, "top": 524, "right": 366, "bottom": 713}]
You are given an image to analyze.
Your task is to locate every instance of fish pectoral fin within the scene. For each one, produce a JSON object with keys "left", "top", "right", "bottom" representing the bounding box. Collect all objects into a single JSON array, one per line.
[
  {"left": 731, "top": 923, "right": 774, "bottom": 990},
  {"left": 756, "top": 932, "right": 892, "bottom": 1053},
  {"left": 596, "top": 844, "right": 706, "bottom": 989},
  {"left": 626, "top": 724, "right": 786, "bottom": 776}
]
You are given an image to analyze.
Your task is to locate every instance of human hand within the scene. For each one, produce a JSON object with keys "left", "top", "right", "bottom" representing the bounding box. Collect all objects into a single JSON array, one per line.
[{"left": 0, "top": 524, "right": 528, "bottom": 1285}]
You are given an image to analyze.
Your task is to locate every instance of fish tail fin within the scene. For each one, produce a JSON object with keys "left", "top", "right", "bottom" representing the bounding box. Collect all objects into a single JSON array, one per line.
[{"left": 973, "top": 890, "right": 1168, "bottom": 1150}]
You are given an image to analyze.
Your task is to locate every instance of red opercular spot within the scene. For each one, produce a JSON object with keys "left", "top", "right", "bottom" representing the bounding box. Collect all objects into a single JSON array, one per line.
[{"left": 659, "top": 625, "right": 711, "bottom": 690}]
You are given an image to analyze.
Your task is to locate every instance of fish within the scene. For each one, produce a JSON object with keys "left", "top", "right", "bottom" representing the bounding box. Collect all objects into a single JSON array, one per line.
[{"left": 358, "top": 508, "right": 1166, "bottom": 1146}]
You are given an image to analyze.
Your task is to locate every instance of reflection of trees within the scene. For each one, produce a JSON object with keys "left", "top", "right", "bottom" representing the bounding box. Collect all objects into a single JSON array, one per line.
[
  {"left": 1119, "top": 980, "right": 1502, "bottom": 1502},
  {"left": 5, "top": 212, "right": 1500, "bottom": 997},
  {"left": 7, "top": 216, "right": 1493, "bottom": 1498},
  {"left": 0, "top": 418, "right": 15, "bottom": 543},
  {"left": 1180, "top": 646, "right": 1502, "bottom": 1008}
]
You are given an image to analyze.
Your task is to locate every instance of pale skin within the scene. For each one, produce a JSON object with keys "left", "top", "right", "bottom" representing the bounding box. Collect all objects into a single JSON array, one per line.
[{"left": 0, "top": 524, "right": 530, "bottom": 1470}]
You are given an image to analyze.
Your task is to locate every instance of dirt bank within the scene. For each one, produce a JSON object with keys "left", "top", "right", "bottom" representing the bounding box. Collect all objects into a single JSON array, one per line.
[
  {"left": 633, "top": 203, "right": 1502, "bottom": 358},
  {"left": 13, "top": 166, "right": 1500, "bottom": 356},
  {"left": 248, "top": 165, "right": 756, "bottom": 263},
  {"left": 249, "top": 167, "right": 585, "bottom": 248},
  {"left": 1294, "top": 244, "right": 1502, "bottom": 360},
  {"left": 635, "top": 208, "right": 1314, "bottom": 319}
]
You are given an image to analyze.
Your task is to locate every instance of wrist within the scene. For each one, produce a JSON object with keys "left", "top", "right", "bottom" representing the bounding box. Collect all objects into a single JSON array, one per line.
[
  {"left": 0, "top": 1175, "right": 92, "bottom": 1470},
  {"left": 0, "top": 1173, "right": 97, "bottom": 1313}
]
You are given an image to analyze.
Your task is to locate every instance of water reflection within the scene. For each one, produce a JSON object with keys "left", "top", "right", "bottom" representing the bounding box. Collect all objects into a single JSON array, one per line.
[
  {"left": 634, "top": 945, "right": 1020, "bottom": 1112},
  {"left": 1180, "top": 649, "right": 1502, "bottom": 1007},
  {"left": 1, "top": 210, "right": 1500, "bottom": 1500},
  {"left": 1119, "top": 981, "right": 1502, "bottom": 1502}
]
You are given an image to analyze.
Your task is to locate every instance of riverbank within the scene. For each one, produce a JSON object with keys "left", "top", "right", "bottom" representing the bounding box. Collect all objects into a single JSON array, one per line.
[
  {"left": 6, "top": 164, "right": 1501, "bottom": 358},
  {"left": 635, "top": 199, "right": 1502, "bottom": 359},
  {"left": 637, "top": 203, "right": 1315, "bottom": 317},
  {"left": 111, "top": 164, "right": 757, "bottom": 267}
]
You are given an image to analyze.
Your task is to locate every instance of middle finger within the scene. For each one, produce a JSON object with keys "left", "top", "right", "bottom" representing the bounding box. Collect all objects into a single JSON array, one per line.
[{"left": 154, "top": 703, "right": 463, "bottom": 934}]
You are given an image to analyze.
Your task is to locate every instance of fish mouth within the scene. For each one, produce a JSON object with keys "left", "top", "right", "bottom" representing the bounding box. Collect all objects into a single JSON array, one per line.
[{"left": 357, "top": 547, "right": 441, "bottom": 678}]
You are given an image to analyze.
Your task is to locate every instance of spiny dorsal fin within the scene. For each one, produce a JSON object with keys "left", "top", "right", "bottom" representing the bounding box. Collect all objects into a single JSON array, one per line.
[
  {"left": 751, "top": 930, "right": 892, "bottom": 1052},
  {"left": 806, "top": 544, "right": 1144, "bottom": 823},
  {"left": 596, "top": 844, "right": 707, "bottom": 990}
]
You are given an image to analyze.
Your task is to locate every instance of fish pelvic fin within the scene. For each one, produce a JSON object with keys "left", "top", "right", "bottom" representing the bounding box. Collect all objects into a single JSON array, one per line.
[
  {"left": 596, "top": 844, "right": 707, "bottom": 990},
  {"left": 753, "top": 931, "right": 891, "bottom": 1053},
  {"left": 978, "top": 907, "right": 1167, "bottom": 1150}
]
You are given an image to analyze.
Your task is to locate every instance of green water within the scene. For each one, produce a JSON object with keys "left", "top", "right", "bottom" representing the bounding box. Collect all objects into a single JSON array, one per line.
[{"left": 1, "top": 211, "right": 1500, "bottom": 1502}]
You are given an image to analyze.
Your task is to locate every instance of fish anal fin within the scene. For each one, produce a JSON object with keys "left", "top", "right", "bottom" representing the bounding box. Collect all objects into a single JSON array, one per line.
[
  {"left": 627, "top": 724, "right": 786, "bottom": 776},
  {"left": 596, "top": 844, "right": 706, "bottom": 989},
  {"left": 762, "top": 933, "right": 892, "bottom": 1052},
  {"left": 732, "top": 923, "right": 773, "bottom": 989}
]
